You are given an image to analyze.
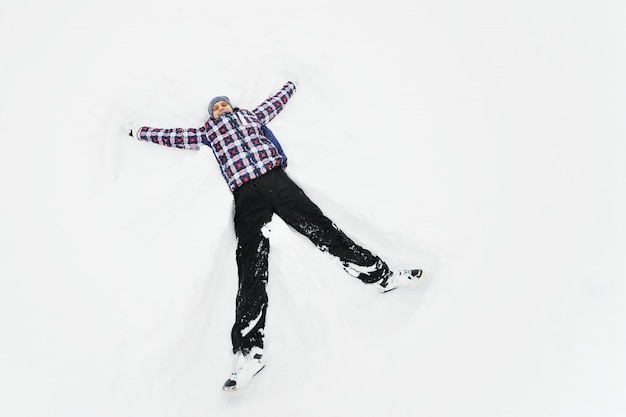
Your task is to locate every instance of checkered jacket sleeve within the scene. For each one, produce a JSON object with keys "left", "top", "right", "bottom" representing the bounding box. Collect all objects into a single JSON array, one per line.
[
  {"left": 252, "top": 81, "right": 297, "bottom": 125},
  {"left": 136, "top": 126, "right": 204, "bottom": 150}
]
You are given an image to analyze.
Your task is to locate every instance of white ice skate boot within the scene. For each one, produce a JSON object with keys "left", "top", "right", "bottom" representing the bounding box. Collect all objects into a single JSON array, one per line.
[
  {"left": 222, "top": 347, "right": 265, "bottom": 391},
  {"left": 376, "top": 269, "right": 423, "bottom": 293}
]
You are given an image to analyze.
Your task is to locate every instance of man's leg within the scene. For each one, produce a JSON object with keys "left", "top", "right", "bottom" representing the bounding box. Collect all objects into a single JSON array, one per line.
[
  {"left": 272, "top": 170, "right": 389, "bottom": 283},
  {"left": 231, "top": 182, "right": 273, "bottom": 354}
]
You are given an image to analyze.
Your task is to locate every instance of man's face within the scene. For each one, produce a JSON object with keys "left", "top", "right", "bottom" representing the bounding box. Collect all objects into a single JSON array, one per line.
[{"left": 212, "top": 101, "right": 233, "bottom": 119}]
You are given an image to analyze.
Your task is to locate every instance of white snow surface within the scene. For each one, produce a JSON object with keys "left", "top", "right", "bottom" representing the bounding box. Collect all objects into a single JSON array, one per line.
[{"left": 1, "top": 1, "right": 626, "bottom": 416}]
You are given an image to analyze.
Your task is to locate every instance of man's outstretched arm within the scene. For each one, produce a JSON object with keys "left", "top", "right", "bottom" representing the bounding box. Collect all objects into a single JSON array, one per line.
[
  {"left": 252, "top": 81, "right": 297, "bottom": 125},
  {"left": 128, "top": 124, "right": 204, "bottom": 150}
]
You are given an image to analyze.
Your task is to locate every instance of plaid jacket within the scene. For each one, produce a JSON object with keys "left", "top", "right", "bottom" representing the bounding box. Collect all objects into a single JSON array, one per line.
[{"left": 137, "top": 82, "right": 296, "bottom": 191}]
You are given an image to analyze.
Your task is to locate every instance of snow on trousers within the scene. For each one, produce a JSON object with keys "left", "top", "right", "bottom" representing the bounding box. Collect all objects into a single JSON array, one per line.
[{"left": 231, "top": 168, "right": 389, "bottom": 353}]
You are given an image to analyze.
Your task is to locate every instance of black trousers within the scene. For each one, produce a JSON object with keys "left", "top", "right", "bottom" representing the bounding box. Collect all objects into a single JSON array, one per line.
[{"left": 231, "top": 168, "right": 389, "bottom": 354}]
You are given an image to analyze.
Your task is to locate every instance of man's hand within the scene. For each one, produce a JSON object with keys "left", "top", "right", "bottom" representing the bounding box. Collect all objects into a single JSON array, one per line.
[{"left": 123, "top": 121, "right": 139, "bottom": 138}]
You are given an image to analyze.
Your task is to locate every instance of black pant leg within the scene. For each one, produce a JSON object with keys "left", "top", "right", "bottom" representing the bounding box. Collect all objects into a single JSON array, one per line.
[
  {"left": 272, "top": 170, "right": 389, "bottom": 283},
  {"left": 231, "top": 182, "right": 273, "bottom": 353}
]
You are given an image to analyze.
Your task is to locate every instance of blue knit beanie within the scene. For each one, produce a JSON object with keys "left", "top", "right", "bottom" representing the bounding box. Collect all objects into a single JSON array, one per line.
[{"left": 209, "top": 96, "right": 232, "bottom": 118}]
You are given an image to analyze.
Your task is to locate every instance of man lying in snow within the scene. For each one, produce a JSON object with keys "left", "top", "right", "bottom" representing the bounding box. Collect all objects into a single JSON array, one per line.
[{"left": 128, "top": 81, "right": 422, "bottom": 391}]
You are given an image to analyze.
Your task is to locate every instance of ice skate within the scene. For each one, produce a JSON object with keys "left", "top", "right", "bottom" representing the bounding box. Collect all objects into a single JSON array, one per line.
[
  {"left": 376, "top": 269, "right": 423, "bottom": 293},
  {"left": 222, "top": 347, "right": 265, "bottom": 391}
]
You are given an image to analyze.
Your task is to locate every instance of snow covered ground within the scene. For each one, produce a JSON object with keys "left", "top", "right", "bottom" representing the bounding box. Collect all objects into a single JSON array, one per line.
[{"left": 1, "top": 0, "right": 625, "bottom": 416}]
